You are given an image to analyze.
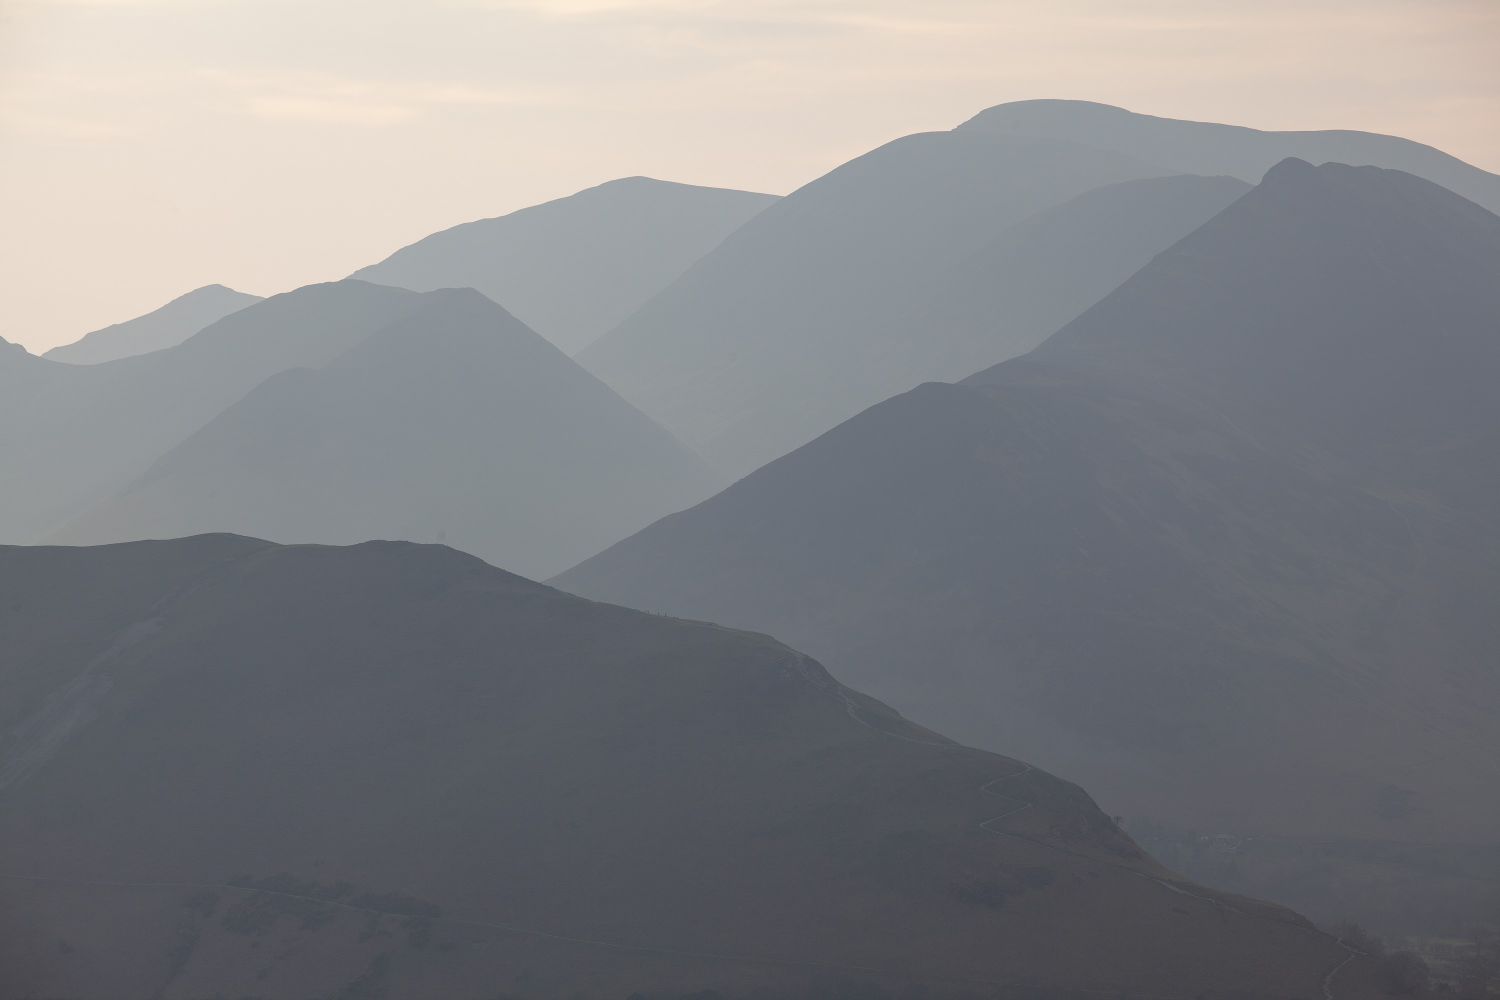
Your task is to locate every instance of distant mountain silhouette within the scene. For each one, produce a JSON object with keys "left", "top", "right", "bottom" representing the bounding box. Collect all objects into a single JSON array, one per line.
[
  {"left": 580, "top": 102, "right": 1500, "bottom": 478},
  {"left": 0, "top": 536, "right": 1376, "bottom": 998},
  {"left": 56, "top": 289, "right": 718, "bottom": 579},
  {"left": 1017, "top": 156, "right": 1500, "bottom": 512},
  {"left": 0, "top": 335, "right": 34, "bottom": 366},
  {"left": 578, "top": 131, "right": 1173, "bottom": 476},
  {"left": 0, "top": 280, "right": 428, "bottom": 542},
  {"left": 963, "top": 98, "right": 1500, "bottom": 215},
  {"left": 880, "top": 172, "right": 1249, "bottom": 386},
  {"left": 556, "top": 162, "right": 1500, "bottom": 927},
  {"left": 352, "top": 177, "right": 776, "bottom": 354},
  {"left": 43, "top": 284, "right": 262, "bottom": 365}
]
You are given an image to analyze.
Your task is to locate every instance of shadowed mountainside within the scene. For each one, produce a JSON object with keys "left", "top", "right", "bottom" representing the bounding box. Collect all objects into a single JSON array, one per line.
[
  {"left": 0, "top": 536, "right": 1376, "bottom": 999},
  {"left": 879, "top": 172, "right": 1250, "bottom": 386},
  {"left": 555, "top": 161, "right": 1500, "bottom": 926}
]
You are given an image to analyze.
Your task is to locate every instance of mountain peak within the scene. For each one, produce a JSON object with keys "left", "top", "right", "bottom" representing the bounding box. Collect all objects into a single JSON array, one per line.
[
  {"left": 955, "top": 99, "right": 1500, "bottom": 216},
  {"left": 991, "top": 150, "right": 1500, "bottom": 513},
  {"left": 957, "top": 98, "right": 1139, "bottom": 131},
  {"left": 0, "top": 335, "right": 31, "bottom": 363},
  {"left": 1258, "top": 154, "right": 1316, "bottom": 182},
  {"left": 349, "top": 177, "right": 777, "bottom": 355},
  {"left": 57, "top": 279, "right": 718, "bottom": 580},
  {"left": 43, "top": 283, "right": 262, "bottom": 365}
]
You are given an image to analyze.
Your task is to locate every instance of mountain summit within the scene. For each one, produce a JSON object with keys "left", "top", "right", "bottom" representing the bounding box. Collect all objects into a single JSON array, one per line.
[
  {"left": 556, "top": 161, "right": 1500, "bottom": 927},
  {"left": 1022, "top": 157, "right": 1500, "bottom": 508},
  {"left": 961, "top": 99, "right": 1500, "bottom": 213},
  {"left": 43, "top": 284, "right": 262, "bottom": 365},
  {"left": 352, "top": 176, "right": 776, "bottom": 354},
  {"left": 56, "top": 287, "right": 719, "bottom": 578},
  {"left": 578, "top": 129, "right": 1170, "bottom": 475}
]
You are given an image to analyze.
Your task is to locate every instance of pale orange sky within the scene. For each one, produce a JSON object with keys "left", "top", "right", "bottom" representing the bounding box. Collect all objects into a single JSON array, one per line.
[{"left": 3, "top": 0, "right": 1497, "bottom": 354}]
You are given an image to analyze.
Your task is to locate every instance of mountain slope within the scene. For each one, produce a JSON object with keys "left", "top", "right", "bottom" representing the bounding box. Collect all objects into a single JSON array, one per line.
[
  {"left": 352, "top": 177, "right": 776, "bottom": 354},
  {"left": 56, "top": 289, "right": 719, "bottom": 579},
  {"left": 0, "top": 281, "right": 431, "bottom": 543},
  {"left": 0, "top": 334, "right": 40, "bottom": 374},
  {"left": 555, "top": 162, "right": 1500, "bottom": 925},
  {"left": 1021, "top": 157, "right": 1500, "bottom": 511},
  {"left": 579, "top": 130, "right": 1172, "bottom": 475},
  {"left": 882, "top": 172, "right": 1249, "bottom": 383},
  {"left": 43, "top": 284, "right": 263, "bottom": 365},
  {"left": 0, "top": 536, "right": 1375, "bottom": 999},
  {"left": 963, "top": 98, "right": 1500, "bottom": 215}
]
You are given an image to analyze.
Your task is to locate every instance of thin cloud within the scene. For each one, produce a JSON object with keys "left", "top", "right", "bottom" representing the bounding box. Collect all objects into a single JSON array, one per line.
[
  {"left": 476, "top": 0, "right": 988, "bottom": 33},
  {"left": 0, "top": 104, "right": 127, "bottom": 139},
  {"left": 244, "top": 95, "right": 415, "bottom": 125},
  {"left": 217, "top": 71, "right": 561, "bottom": 125}
]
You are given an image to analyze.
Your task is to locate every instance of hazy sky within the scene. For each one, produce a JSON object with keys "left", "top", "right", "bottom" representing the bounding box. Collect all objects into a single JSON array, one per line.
[{"left": 3, "top": 0, "right": 1497, "bottom": 354}]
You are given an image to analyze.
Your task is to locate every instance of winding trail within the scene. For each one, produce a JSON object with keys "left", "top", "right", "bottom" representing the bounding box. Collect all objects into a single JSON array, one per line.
[{"left": 1322, "top": 939, "right": 1362, "bottom": 1000}]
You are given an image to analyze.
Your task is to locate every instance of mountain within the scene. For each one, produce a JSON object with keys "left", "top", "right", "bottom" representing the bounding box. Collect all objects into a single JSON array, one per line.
[
  {"left": 0, "top": 336, "right": 46, "bottom": 398},
  {"left": 879, "top": 172, "right": 1250, "bottom": 386},
  {"left": 580, "top": 102, "right": 1500, "bottom": 479},
  {"left": 963, "top": 98, "right": 1500, "bottom": 215},
  {"left": 0, "top": 335, "right": 35, "bottom": 367},
  {"left": 43, "top": 284, "right": 263, "bottom": 365},
  {"left": 0, "top": 536, "right": 1377, "bottom": 999},
  {"left": 0, "top": 280, "right": 428, "bottom": 543},
  {"left": 352, "top": 177, "right": 777, "bottom": 355},
  {"left": 555, "top": 162, "right": 1500, "bottom": 931},
  {"left": 578, "top": 130, "right": 1173, "bottom": 476},
  {"left": 1019, "top": 157, "right": 1500, "bottom": 513},
  {"left": 56, "top": 289, "right": 718, "bottom": 580}
]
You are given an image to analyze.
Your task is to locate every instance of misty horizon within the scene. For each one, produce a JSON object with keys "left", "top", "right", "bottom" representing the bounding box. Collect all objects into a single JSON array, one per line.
[
  {"left": 4, "top": 4, "right": 1499, "bottom": 998},
  {"left": 4, "top": 0, "right": 1499, "bottom": 354}
]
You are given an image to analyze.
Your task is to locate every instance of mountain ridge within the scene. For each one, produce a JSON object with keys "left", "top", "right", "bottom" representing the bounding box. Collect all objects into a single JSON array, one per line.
[
  {"left": 352, "top": 176, "right": 777, "bottom": 354},
  {"left": 578, "top": 129, "right": 1172, "bottom": 475},
  {"left": 55, "top": 288, "right": 720, "bottom": 578},
  {"left": 554, "top": 159, "right": 1500, "bottom": 931},
  {"left": 961, "top": 98, "right": 1500, "bottom": 213},
  {"left": 0, "top": 534, "right": 1376, "bottom": 998},
  {"left": 43, "top": 284, "right": 263, "bottom": 365}
]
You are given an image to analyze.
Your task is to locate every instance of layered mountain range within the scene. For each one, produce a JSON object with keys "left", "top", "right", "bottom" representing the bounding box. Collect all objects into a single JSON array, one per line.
[
  {"left": 577, "top": 100, "right": 1500, "bottom": 476},
  {"left": 53, "top": 287, "right": 717, "bottom": 579},
  {"left": 352, "top": 176, "right": 776, "bottom": 354},
  {"left": 11, "top": 98, "right": 1500, "bottom": 992},
  {"left": 557, "top": 159, "right": 1500, "bottom": 927}
]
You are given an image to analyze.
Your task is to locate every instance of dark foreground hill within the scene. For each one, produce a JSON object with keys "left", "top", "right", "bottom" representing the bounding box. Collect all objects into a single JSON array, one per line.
[
  {"left": 43, "top": 284, "right": 263, "bottom": 365},
  {"left": 555, "top": 161, "right": 1500, "bottom": 933},
  {"left": 54, "top": 288, "right": 718, "bottom": 579},
  {"left": 0, "top": 536, "right": 1374, "bottom": 999},
  {"left": 352, "top": 177, "right": 776, "bottom": 354}
]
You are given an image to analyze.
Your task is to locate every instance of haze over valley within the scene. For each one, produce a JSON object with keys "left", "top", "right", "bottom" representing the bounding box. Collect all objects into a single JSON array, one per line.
[{"left": 4, "top": 3, "right": 1498, "bottom": 996}]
